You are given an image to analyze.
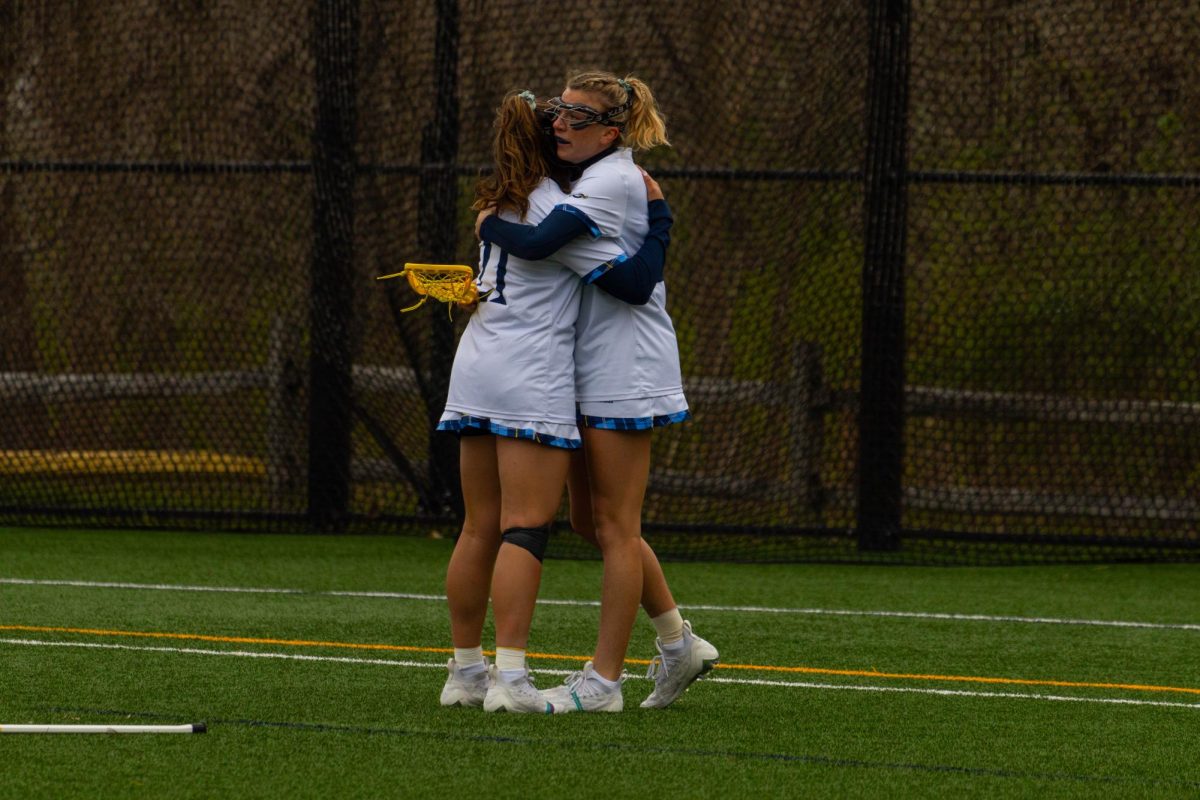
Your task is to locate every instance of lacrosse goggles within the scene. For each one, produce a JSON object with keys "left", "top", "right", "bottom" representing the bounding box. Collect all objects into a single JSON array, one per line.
[{"left": 545, "top": 94, "right": 632, "bottom": 130}]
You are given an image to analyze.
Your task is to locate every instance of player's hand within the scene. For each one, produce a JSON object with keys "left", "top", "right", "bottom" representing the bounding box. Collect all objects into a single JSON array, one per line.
[
  {"left": 638, "top": 166, "right": 664, "bottom": 202},
  {"left": 475, "top": 206, "right": 497, "bottom": 239}
]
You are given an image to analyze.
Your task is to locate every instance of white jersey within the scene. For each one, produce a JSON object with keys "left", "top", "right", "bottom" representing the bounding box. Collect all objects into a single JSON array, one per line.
[
  {"left": 558, "top": 148, "right": 685, "bottom": 404},
  {"left": 439, "top": 178, "right": 582, "bottom": 446}
]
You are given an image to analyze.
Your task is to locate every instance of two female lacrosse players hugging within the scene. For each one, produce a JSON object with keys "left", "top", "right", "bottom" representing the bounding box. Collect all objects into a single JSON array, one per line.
[{"left": 436, "top": 71, "right": 717, "bottom": 714}]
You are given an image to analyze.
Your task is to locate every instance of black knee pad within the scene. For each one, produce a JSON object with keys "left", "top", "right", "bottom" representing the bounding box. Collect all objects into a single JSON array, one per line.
[{"left": 501, "top": 523, "right": 552, "bottom": 563}]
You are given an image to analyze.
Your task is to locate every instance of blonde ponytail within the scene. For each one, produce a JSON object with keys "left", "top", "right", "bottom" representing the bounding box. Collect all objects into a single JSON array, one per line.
[
  {"left": 564, "top": 70, "right": 671, "bottom": 152},
  {"left": 620, "top": 76, "right": 670, "bottom": 151}
]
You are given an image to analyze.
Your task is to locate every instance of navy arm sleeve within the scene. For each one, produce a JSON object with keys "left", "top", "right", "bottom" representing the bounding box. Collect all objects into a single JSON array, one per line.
[
  {"left": 479, "top": 208, "right": 592, "bottom": 261},
  {"left": 589, "top": 199, "right": 673, "bottom": 306}
]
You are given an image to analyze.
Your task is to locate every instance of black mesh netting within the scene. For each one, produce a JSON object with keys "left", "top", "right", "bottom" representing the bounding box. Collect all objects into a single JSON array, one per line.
[{"left": 1, "top": 1, "right": 1197, "bottom": 563}]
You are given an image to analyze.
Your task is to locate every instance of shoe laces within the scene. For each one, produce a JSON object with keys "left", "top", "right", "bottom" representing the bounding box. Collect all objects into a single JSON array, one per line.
[
  {"left": 568, "top": 668, "right": 609, "bottom": 697},
  {"left": 645, "top": 637, "right": 689, "bottom": 681},
  {"left": 565, "top": 664, "right": 620, "bottom": 697},
  {"left": 563, "top": 669, "right": 587, "bottom": 692}
]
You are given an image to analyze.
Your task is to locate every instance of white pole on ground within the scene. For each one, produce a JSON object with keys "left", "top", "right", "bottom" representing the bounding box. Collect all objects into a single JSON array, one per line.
[{"left": 0, "top": 722, "right": 207, "bottom": 734}]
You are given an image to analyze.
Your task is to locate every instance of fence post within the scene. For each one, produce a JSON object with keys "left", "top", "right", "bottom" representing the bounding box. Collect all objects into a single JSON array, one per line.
[
  {"left": 418, "top": 0, "right": 463, "bottom": 516},
  {"left": 267, "top": 314, "right": 305, "bottom": 506},
  {"left": 789, "top": 340, "right": 825, "bottom": 521},
  {"left": 308, "top": 0, "right": 359, "bottom": 531},
  {"left": 857, "top": 0, "right": 910, "bottom": 551}
]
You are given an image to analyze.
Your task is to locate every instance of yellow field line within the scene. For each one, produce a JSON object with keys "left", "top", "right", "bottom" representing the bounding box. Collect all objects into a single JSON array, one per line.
[{"left": 5, "top": 623, "right": 1199, "bottom": 697}]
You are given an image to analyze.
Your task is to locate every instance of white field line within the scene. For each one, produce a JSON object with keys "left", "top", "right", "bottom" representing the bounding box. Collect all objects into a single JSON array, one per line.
[
  {"left": 3, "top": 576, "right": 1198, "bottom": 632},
  {"left": 3, "top": 637, "right": 1199, "bottom": 711}
]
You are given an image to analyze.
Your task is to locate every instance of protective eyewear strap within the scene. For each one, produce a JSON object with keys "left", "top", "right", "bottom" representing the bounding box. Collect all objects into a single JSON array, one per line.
[{"left": 592, "top": 97, "right": 632, "bottom": 130}]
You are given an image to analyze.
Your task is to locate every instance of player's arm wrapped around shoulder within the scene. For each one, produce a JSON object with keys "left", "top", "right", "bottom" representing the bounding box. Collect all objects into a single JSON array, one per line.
[
  {"left": 587, "top": 199, "right": 672, "bottom": 306},
  {"left": 478, "top": 208, "right": 592, "bottom": 261}
]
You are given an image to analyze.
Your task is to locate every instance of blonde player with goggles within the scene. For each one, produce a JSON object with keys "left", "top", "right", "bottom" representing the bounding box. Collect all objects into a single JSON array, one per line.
[
  {"left": 437, "top": 90, "right": 675, "bottom": 713},
  {"left": 476, "top": 71, "right": 718, "bottom": 713}
]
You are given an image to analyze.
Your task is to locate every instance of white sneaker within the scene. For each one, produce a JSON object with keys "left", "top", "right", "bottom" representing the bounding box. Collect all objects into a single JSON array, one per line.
[
  {"left": 640, "top": 621, "right": 719, "bottom": 709},
  {"left": 439, "top": 658, "right": 490, "bottom": 708},
  {"left": 482, "top": 666, "right": 555, "bottom": 714},
  {"left": 543, "top": 661, "right": 624, "bottom": 713}
]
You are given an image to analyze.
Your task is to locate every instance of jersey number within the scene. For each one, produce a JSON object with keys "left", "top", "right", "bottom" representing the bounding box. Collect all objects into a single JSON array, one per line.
[{"left": 477, "top": 243, "right": 508, "bottom": 305}]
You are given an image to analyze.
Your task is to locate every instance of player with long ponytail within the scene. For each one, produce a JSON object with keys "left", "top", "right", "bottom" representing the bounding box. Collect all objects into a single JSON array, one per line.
[
  {"left": 478, "top": 70, "right": 718, "bottom": 714},
  {"left": 437, "top": 89, "right": 677, "bottom": 713},
  {"left": 564, "top": 70, "right": 670, "bottom": 151}
]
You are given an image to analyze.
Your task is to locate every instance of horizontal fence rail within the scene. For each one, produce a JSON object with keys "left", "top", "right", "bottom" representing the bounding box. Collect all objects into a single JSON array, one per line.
[
  {"left": 5, "top": 361, "right": 1196, "bottom": 526},
  {"left": 7, "top": 160, "right": 1200, "bottom": 188}
]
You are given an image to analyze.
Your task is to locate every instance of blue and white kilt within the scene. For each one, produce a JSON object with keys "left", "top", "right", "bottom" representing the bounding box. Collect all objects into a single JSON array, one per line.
[
  {"left": 576, "top": 392, "right": 691, "bottom": 431},
  {"left": 437, "top": 412, "right": 581, "bottom": 449}
]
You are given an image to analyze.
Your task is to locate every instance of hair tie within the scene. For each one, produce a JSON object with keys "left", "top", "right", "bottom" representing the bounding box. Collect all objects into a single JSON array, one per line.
[
  {"left": 518, "top": 90, "right": 536, "bottom": 110},
  {"left": 617, "top": 78, "right": 632, "bottom": 95}
]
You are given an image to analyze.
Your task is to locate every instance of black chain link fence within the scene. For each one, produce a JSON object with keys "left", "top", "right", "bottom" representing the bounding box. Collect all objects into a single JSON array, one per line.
[{"left": 2, "top": 1, "right": 1197, "bottom": 563}]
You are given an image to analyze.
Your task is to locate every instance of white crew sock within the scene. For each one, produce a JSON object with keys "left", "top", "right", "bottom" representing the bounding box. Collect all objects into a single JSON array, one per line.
[
  {"left": 453, "top": 646, "right": 485, "bottom": 674},
  {"left": 496, "top": 646, "right": 526, "bottom": 681},
  {"left": 588, "top": 669, "right": 621, "bottom": 691}
]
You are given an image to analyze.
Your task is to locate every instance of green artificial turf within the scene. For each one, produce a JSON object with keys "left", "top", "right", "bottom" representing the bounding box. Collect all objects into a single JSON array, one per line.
[{"left": 2, "top": 526, "right": 1199, "bottom": 798}]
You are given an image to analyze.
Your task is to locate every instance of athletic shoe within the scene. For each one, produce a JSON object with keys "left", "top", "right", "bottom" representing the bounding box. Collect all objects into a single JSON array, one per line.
[
  {"left": 482, "top": 665, "right": 555, "bottom": 714},
  {"left": 543, "top": 661, "right": 624, "bottom": 713},
  {"left": 639, "top": 620, "right": 719, "bottom": 709},
  {"left": 439, "top": 657, "right": 491, "bottom": 708}
]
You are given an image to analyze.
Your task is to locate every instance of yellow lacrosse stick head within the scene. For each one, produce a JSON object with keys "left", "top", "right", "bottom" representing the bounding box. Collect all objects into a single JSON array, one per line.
[{"left": 376, "top": 263, "right": 478, "bottom": 318}]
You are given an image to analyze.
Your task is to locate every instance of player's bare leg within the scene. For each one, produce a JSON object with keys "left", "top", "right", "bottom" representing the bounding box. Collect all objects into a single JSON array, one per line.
[
  {"left": 585, "top": 428, "right": 648, "bottom": 683},
  {"left": 568, "top": 450, "right": 676, "bottom": 617},
  {"left": 441, "top": 434, "right": 501, "bottom": 707},
  {"left": 542, "top": 429, "right": 646, "bottom": 713},
  {"left": 563, "top": 439, "right": 719, "bottom": 710},
  {"left": 485, "top": 437, "right": 570, "bottom": 713}
]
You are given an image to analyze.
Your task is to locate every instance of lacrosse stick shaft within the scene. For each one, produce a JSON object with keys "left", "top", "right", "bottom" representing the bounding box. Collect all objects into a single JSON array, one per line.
[{"left": 0, "top": 722, "right": 207, "bottom": 734}]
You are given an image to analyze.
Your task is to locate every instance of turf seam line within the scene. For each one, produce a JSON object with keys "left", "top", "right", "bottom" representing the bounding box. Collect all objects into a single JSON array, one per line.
[
  {"left": 4, "top": 577, "right": 1198, "bottom": 632},
  {"left": 6, "top": 637, "right": 1200, "bottom": 710},
  {"left": 39, "top": 705, "right": 1200, "bottom": 789}
]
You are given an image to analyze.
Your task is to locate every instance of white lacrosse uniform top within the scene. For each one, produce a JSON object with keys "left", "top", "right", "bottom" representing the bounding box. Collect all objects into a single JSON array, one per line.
[
  {"left": 557, "top": 148, "right": 687, "bottom": 419},
  {"left": 438, "top": 178, "right": 583, "bottom": 448}
]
